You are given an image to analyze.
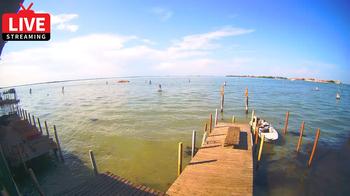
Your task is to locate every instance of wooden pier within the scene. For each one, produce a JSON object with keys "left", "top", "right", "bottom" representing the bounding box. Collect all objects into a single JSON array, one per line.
[
  {"left": 58, "top": 172, "right": 165, "bottom": 196},
  {"left": 167, "top": 122, "right": 253, "bottom": 196}
]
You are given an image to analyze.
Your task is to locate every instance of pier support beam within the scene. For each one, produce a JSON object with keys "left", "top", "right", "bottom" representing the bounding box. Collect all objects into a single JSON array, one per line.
[
  {"left": 191, "top": 130, "right": 196, "bottom": 158},
  {"left": 28, "top": 168, "right": 45, "bottom": 196},
  {"left": 245, "top": 88, "right": 249, "bottom": 114},
  {"left": 44, "top": 121, "right": 50, "bottom": 137},
  {"left": 209, "top": 113, "right": 213, "bottom": 133},
  {"left": 177, "top": 142, "right": 183, "bottom": 176},
  {"left": 220, "top": 86, "right": 225, "bottom": 112},
  {"left": 89, "top": 150, "right": 98, "bottom": 175},
  {"left": 37, "top": 118, "right": 43, "bottom": 134},
  {"left": 232, "top": 115, "right": 235, "bottom": 123},
  {"left": 54, "top": 125, "right": 64, "bottom": 162},
  {"left": 32, "top": 115, "right": 36, "bottom": 128},
  {"left": 214, "top": 109, "right": 218, "bottom": 126}
]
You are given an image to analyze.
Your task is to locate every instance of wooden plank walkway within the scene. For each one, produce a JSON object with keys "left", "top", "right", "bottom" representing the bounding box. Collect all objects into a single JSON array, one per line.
[
  {"left": 167, "top": 122, "right": 253, "bottom": 196},
  {"left": 58, "top": 172, "right": 165, "bottom": 196}
]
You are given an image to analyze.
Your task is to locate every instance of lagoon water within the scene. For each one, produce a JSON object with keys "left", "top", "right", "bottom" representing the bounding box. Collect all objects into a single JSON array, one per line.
[{"left": 6, "top": 76, "right": 350, "bottom": 195}]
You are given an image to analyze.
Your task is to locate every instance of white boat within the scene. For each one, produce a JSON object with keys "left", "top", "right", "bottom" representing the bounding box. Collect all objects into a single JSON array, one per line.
[
  {"left": 336, "top": 92, "right": 340, "bottom": 99},
  {"left": 258, "top": 120, "right": 279, "bottom": 142}
]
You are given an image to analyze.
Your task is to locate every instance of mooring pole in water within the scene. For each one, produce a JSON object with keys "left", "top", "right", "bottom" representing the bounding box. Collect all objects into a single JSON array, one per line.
[
  {"left": 296, "top": 121, "right": 305, "bottom": 153},
  {"left": 258, "top": 135, "right": 265, "bottom": 161},
  {"left": 283, "top": 111, "right": 289, "bottom": 134},
  {"left": 37, "top": 118, "right": 43, "bottom": 134},
  {"left": 89, "top": 150, "right": 98, "bottom": 175},
  {"left": 245, "top": 88, "right": 249, "bottom": 114},
  {"left": 232, "top": 115, "right": 235, "bottom": 123},
  {"left": 209, "top": 113, "right": 213, "bottom": 133},
  {"left": 220, "top": 85, "right": 225, "bottom": 112},
  {"left": 54, "top": 125, "right": 64, "bottom": 162},
  {"left": 204, "top": 123, "right": 208, "bottom": 133},
  {"left": 308, "top": 128, "right": 320, "bottom": 167},
  {"left": 32, "top": 115, "right": 36, "bottom": 128},
  {"left": 215, "top": 109, "right": 218, "bottom": 126},
  {"left": 177, "top": 142, "right": 183, "bottom": 176},
  {"left": 191, "top": 130, "right": 196, "bottom": 158},
  {"left": 28, "top": 168, "right": 45, "bottom": 196},
  {"left": 44, "top": 121, "right": 49, "bottom": 137}
]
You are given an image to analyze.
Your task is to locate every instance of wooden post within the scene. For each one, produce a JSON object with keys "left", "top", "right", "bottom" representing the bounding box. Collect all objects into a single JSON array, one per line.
[
  {"left": 28, "top": 168, "right": 45, "bottom": 196},
  {"left": 32, "top": 115, "right": 36, "bottom": 128},
  {"left": 25, "top": 110, "right": 28, "bottom": 121},
  {"left": 232, "top": 115, "right": 235, "bottom": 123},
  {"left": 45, "top": 121, "right": 49, "bottom": 137},
  {"left": 37, "top": 118, "right": 43, "bottom": 134},
  {"left": 209, "top": 113, "right": 213, "bottom": 133},
  {"left": 254, "top": 126, "right": 259, "bottom": 145},
  {"left": 296, "top": 121, "right": 305, "bottom": 152},
  {"left": 220, "top": 86, "right": 224, "bottom": 112},
  {"left": 201, "top": 132, "right": 207, "bottom": 146},
  {"left": 54, "top": 125, "right": 64, "bottom": 162},
  {"left": 250, "top": 110, "right": 255, "bottom": 126},
  {"left": 191, "top": 130, "right": 196, "bottom": 158},
  {"left": 258, "top": 135, "right": 265, "bottom": 161},
  {"left": 177, "top": 142, "right": 183, "bottom": 176},
  {"left": 308, "top": 128, "right": 320, "bottom": 167},
  {"left": 245, "top": 88, "right": 249, "bottom": 114},
  {"left": 28, "top": 113, "right": 32, "bottom": 125},
  {"left": 0, "top": 145, "right": 21, "bottom": 196},
  {"left": 204, "top": 123, "right": 207, "bottom": 133},
  {"left": 89, "top": 150, "right": 98, "bottom": 175},
  {"left": 283, "top": 111, "right": 289, "bottom": 134},
  {"left": 214, "top": 109, "right": 218, "bottom": 126}
]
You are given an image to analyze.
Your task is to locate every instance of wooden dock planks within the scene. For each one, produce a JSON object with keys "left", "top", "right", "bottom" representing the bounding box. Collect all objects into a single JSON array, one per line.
[{"left": 167, "top": 123, "right": 253, "bottom": 196}]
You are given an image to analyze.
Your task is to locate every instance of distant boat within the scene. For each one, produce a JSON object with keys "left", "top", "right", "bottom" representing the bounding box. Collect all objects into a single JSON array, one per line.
[
  {"left": 314, "top": 87, "right": 319, "bottom": 91},
  {"left": 336, "top": 92, "right": 341, "bottom": 99},
  {"left": 117, "top": 80, "right": 130, "bottom": 83}
]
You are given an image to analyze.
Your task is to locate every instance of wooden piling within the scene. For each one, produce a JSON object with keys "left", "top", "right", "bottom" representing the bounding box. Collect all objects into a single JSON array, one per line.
[
  {"left": 44, "top": 121, "right": 49, "bottom": 137},
  {"left": 25, "top": 110, "right": 28, "bottom": 121},
  {"left": 28, "top": 168, "right": 45, "bottom": 196},
  {"left": 89, "top": 150, "right": 98, "bottom": 175},
  {"left": 296, "top": 121, "right": 305, "bottom": 153},
  {"left": 209, "top": 113, "right": 213, "bottom": 133},
  {"left": 191, "top": 130, "right": 196, "bottom": 158},
  {"left": 283, "top": 111, "right": 289, "bottom": 134},
  {"left": 201, "top": 132, "right": 207, "bottom": 147},
  {"left": 178, "top": 142, "right": 183, "bottom": 176},
  {"left": 232, "top": 115, "right": 235, "bottom": 123},
  {"left": 254, "top": 126, "right": 259, "bottom": 145},
  {"left": 214, "top": 109, "right": 218, "bottom": 125},
  {"left": 220, "top": 86, "right": 225, "bottom": 112},
  {"left": 37, "top": 118, "right": 43, "bottom": 134},
  {"left": 32, "top": 115, "right": 36, "bottom": 127},
  {"left": 204, "top": 123, "right": 207, "bottom": 133},
  {"left": 258, "top": 135, "right": 265, "bottom": 161},
  {"left": 308, "top": 128, "right": 320, "bottom": 167},
  {"left": 245, "top": 88, "right": 249, "bottom": 114},
  {"left": 250, "top": 110, "right": 255, "bottom": 126},
  {"left": 28, "top": 113, "right": 32, "bottom": 125},
  {"left": 54, "top": 125, "right": 64, "bottom": 162}
]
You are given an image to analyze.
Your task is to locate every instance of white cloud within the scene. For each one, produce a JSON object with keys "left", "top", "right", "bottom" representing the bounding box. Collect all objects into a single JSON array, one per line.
[
  {"left": 51, "top": 13, "right": 79, "bottom": 32},
  {"left": 0, "top": 27, "right": 256, "bottom": 86},
  {"left": 150, "top": 7, "right": 173, "bottom": 21}
]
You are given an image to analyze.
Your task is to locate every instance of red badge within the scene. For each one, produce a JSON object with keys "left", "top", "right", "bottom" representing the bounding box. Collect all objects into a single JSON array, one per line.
[{"left": 2, "top": 2, "right": 51, "bottom": 41}]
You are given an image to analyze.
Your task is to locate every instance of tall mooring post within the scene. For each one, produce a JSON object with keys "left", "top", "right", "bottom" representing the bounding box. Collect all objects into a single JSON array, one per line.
[
  {"left": 177, "top": 142, "right": 183, "bottom": 176},
  {"left": 308, "top": 128, "right": 320, "bottom": 167},
  {"left": 220, "top": 85, "right": 225, "bottom": 112},
  {"left": 245, "top": 88, "right": 249, "bottom": 114},
  {"left": 191, "top": 130, "right": 196, "bottom": 158},
  {"left": 54, "top": 125, "right": 64, "bottom": 162}
]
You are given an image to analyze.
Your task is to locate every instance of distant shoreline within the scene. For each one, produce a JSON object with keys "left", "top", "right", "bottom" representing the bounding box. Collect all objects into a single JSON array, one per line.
[{"left": 226, "top": 75, "right": 341, "bottom": 84}]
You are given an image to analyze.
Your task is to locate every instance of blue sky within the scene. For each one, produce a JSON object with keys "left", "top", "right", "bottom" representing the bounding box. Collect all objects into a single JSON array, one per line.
[{"left": 0, "top": 0, "right": 349, "bottom": 86}]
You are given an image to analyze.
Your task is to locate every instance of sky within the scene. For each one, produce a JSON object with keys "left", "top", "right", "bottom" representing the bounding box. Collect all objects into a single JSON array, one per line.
[{"left": 0, "top": 0, "right": 349, "bottom": 86}]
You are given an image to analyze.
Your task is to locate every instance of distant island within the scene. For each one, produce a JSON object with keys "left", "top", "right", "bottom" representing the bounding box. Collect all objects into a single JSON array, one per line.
[{"left": 226, "top": 75, "right": 341, "bottom": 84}]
